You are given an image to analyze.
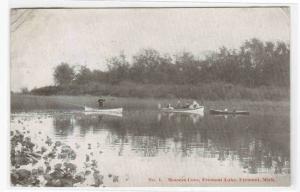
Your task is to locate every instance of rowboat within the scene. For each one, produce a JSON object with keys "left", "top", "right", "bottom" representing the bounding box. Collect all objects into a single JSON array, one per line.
[
  {"left": 83, "top": 106, "right": 123, "bottom": 116},
  {"left": 160, "top": 106, "right": 204, "bottom": 115},
  {"left": 209, "top": 109, "right": 249, "bottom": 115}
]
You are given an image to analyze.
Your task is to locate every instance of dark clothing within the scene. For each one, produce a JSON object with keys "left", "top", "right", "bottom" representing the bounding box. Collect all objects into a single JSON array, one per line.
[{"left": 98, "top": 98, "right": 105, "bottom": 108}]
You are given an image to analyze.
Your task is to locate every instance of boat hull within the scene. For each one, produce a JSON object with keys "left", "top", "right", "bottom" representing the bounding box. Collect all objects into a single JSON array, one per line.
[
  {"left": 161, "top": 107, "right": 204, "bottom": 114},
  {"left": 84, "top": 106, "right": 123, "bottom": 115}
]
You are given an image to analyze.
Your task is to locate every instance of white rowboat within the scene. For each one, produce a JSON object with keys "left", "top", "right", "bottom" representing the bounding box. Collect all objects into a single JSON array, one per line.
[
  {"left": 160, "top": 106, "right": 204, "bottom": 115},
  {"left": 83, "top": 106, "right": 123, "bottom": 116}
]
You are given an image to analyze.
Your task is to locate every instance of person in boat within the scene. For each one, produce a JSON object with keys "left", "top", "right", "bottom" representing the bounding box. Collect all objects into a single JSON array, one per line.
[
  {"left": 98, "top": 98, "right": 105, "bottom": 108},
  {"left": 200, "top": 98, "right": 204, "bottom": 105},
  {"left": 176, "top": 99, "right": 186, "bottom": 109},
  {"left": 183, "top": 101, "right": 191, "bottom": 108},
  {"left": 167, "top": 103, "right": 174, "bottom": 110},
  {"left": 189, "top": 100, "right": 200, "bottom": 109},
  {"left": 176, "top": 100, "right": 182, "bottom": 109}
]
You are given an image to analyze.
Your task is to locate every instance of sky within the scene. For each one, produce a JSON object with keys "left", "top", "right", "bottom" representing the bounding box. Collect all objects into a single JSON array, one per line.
[{"left": 10, "top": 8, "right": 290, "bottom": 91}]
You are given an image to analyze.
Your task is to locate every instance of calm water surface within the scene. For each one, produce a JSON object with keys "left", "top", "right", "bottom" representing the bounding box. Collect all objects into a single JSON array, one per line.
[{"left": 11, "top": 108, "right": 290, "bottom": 186}]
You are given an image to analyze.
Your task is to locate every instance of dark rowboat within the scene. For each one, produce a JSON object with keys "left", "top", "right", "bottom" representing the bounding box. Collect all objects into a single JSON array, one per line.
[{"left": 209, "top": 109, "right": 250, "bottom": 115}]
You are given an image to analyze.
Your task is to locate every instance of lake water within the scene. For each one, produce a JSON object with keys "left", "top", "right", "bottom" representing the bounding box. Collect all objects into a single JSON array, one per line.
[{"left": 11, "top": 108, "right": 290, "bottom": 187}]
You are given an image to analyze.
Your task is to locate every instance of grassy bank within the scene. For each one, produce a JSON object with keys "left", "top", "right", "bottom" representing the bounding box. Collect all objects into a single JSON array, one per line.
[
  {"left": 30, "top": 82, "right": 290, "bottom": 101},
  {"left": 11, "top": 94, "right": 290, "bottom": 115}
]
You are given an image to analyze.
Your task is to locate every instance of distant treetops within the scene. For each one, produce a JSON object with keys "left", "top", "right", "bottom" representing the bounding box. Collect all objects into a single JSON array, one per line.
[{"left": 53, "top": 38, "right": 289, "bottom": 88}]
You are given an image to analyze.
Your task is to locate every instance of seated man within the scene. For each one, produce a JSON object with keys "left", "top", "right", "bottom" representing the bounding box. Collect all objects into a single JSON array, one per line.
[
  {"left": 167, "top": 103, "right": 174, "bottom": 110},
  {"left": 189, "top": 100, "right": 200, "bottom": 109},
  {"left": 98, "top": 98, "right": 105, "bottom": 108},
  {"left": 176, "top": 100, "right": 182, "bottom": 109},
  {"left": 183, "top": 101, "right": 191, "bottom": 108}
]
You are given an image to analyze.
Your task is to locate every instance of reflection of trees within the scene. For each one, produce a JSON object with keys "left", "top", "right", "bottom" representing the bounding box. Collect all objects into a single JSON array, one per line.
[
  {"left": 158, "top": 113, "right": 203, "bottom": 125},
  {"left": 126, "top": 113, "right": 289, "bottom": 174},
  {"left": 51, "top": 112, "right": 290, "bottom": 175},
  {"left": 161, "top": 114, "right": 290, "bottom": 174},
  {"left": 72, "top": 114, "right": 123, "bottom": 136},
  {"left": 74, "top": 115, "right": 101, "bottom": 136},
  {"left": 233, "top": 115, "right": 290, "bottom": 174},
  {"left": 237, "top": 138, "right": 290, "bottom": 175},
  {"left": 53, "top": 115, "right": 74, "bottom": 136},
  {"left": 131, "top": 136, "right": 167, "bottom": 157}
]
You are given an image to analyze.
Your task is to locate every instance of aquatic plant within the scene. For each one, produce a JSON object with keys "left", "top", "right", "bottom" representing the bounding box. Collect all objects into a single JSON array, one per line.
[{"left": 10, "top": 129, "right": 118, "bottom": 187}]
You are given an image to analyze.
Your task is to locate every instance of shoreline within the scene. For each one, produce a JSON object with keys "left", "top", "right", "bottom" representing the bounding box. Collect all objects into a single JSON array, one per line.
[{"left": 11, "top": 94, "right": 290, "bottom": 113}]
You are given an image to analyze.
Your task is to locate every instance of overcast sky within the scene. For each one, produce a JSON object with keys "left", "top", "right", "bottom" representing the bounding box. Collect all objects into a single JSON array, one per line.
[{"left": 10, "top": 8, "right": 290, "bottom": 91}]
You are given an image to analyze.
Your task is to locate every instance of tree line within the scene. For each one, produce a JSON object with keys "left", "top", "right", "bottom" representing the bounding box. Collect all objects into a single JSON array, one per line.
[
  {"left": 30, "top": 38, "right": 289, "bottom": 100},
  {"left": 52, "top": 38, "right": 289, "bottom": 88}
]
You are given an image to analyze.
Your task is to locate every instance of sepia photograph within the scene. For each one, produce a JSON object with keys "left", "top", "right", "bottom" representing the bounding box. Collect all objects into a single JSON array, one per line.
[{"left": 10, "top": 7, "right": 291, "bottom": 187}]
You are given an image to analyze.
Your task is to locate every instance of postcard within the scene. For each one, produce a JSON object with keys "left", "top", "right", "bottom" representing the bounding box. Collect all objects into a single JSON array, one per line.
[{"left": 10, "top": 7, "right": 290, "bottom": 187}]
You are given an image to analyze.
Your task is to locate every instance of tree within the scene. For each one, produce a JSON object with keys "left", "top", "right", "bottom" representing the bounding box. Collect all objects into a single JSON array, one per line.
[
  {"left": 106, "top": 53, "right": 130, "bottom": 84},
  {"left": 21, "top": 87, "right": 29, "bottom": 94},
  {"left": 53, "top": 63, "right": 75, "bottom": 86},
  {"left": 74, "top": 65, "right": 92, "bottom": 85},
  {"left": 174, "top": 51, "right": 202, "bottom": 84},
  {"left": 130, "top": 49, "right": 159, "bottom": 83},
  {"left": 49, "top": 38, "right": 289, "bottom": 93},
  {"left": 130, "top": 49, "right": 173, "bottom": 84}
]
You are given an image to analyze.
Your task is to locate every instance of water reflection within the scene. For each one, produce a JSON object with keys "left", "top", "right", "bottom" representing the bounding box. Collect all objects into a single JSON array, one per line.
[
  {"left": 157, "top": 112, "right": 203, "bottom": 124},
  {"left": 53, "top": 115, "right": 75, "bottom": 136},
  {"left": 12, "top": 110, "right": 290, "bottom": 176}
]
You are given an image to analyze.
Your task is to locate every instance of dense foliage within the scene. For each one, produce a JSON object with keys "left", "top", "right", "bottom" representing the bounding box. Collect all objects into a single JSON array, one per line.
[{"left": 31, "top": 38, "right": 290, "bottom": 100}]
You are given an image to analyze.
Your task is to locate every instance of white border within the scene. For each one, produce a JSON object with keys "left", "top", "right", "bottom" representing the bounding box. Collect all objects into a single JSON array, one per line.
[
  {"left": 0, "top": 0, "right": 9, "bottom": 191},
  {"left": 1, "top": 1, "right": 299, "bottom": 192},
  {"left": 7, "top": 0, "right": 300, "bottom": 8}
]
